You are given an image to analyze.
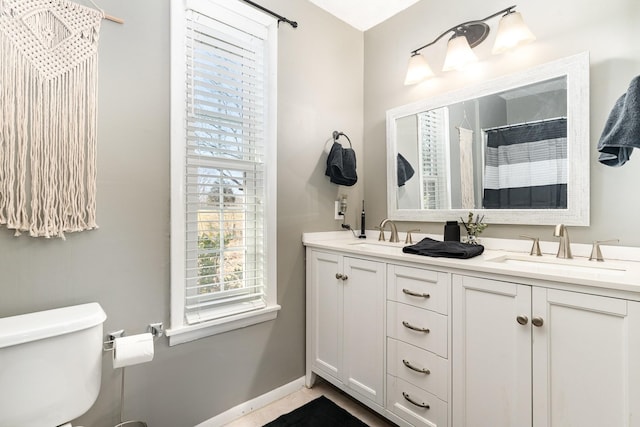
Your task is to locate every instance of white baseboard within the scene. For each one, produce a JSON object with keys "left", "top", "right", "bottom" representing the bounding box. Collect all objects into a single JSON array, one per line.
[{"left": 195, "top": 377, "right": 306, "bottom": 427}]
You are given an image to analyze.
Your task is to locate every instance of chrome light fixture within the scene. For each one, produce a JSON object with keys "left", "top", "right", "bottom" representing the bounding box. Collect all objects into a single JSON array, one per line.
[{"left": 405, "top": 5, "right": 535, "bottom": 85}]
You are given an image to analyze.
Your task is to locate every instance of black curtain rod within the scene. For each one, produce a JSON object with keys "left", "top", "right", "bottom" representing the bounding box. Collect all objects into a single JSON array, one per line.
[{"left": 240, "top": 0, "right": 298, "bottom": 28}]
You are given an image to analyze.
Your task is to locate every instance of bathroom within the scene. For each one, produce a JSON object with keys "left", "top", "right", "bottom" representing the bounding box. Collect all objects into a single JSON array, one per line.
[{"left": 1, "top": 0, "right": 639, "bottom": 426}]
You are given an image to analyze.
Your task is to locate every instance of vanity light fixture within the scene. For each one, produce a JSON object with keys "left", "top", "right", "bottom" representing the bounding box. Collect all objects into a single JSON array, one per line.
[{"left": 404, "top": 5, "right": 535, "bottom": 85}]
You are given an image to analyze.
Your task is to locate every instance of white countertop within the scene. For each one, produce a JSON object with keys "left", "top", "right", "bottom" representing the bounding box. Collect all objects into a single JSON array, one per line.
[{"left": 302, "top": 231, "right": 640, "bottom": 297}]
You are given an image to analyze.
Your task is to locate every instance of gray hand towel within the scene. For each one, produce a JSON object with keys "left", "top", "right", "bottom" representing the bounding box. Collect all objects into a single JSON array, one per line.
[
  {"left": 397, "top": 153, "right": 415, "bottom": 187},
  {"left": 325, "top": 142, "right": 357, "bottom": 186},
  {"left": 402, "top": 237, "right": 484, "bottom": 259},
  {"left": 598, "top": 75, "right": 640, "bottom": 166}
]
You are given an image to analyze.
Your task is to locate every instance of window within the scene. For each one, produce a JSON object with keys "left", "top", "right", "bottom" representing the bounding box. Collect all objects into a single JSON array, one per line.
[
  {"left": 418, "top": 108, "right": 450, "bottom": 209},
  {"left": 168, "top": 0, "right": 279, "bottom": 345}
]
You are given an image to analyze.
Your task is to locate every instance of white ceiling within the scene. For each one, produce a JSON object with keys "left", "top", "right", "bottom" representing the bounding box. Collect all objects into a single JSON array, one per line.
[{"left": 308, "top": 0, "right": 421, "bottom": 31}]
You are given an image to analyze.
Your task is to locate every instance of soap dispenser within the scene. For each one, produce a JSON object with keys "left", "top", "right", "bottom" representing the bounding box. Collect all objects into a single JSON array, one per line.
[{"left": 444, "top": 221, "right": 460, "bottom": 242}]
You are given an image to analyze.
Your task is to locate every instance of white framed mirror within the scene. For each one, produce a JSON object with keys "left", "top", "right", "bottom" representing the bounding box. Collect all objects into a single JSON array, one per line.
[{"left": 386, "top": 52, "right": 590, "bottom": 225}]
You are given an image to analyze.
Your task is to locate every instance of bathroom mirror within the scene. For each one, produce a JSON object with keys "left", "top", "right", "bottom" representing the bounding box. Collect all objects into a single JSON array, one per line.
[{"left": 386, "top": 52, "right": 590, "bottom": 225}]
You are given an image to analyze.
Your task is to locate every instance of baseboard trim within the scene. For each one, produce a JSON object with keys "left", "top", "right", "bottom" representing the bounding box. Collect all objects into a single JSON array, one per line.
[{"left": 195, "top": 377, "right": 306, "bottom": 427}]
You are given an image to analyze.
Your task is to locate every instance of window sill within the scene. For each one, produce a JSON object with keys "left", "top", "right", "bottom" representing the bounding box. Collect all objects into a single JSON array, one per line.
[{"left": 166, "top": 304, "right": 281, "bottom": 346}]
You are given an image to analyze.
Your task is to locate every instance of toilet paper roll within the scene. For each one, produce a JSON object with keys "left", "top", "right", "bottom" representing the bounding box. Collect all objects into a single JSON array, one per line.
[{"left": 112, "top": 333, "right": 154, "bottom": 369}]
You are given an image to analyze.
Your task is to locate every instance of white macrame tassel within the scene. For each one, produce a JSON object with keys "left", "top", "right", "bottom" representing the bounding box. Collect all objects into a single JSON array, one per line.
[
  {"left": 458, "top": 127, "right": 475, "bottom": 210},
  {"left": 0, "top": 0, "right": 102, "bottom": 239}
]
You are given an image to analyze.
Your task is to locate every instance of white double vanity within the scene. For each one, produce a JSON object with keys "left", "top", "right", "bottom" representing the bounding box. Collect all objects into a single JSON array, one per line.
[{"left": 304, "top": 231, "right": 640, "bottom": 427}]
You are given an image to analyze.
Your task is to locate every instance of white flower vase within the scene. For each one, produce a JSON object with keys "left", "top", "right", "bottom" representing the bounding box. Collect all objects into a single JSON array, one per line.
[{"left": 465, "top": 234, "right": 481, "bottom": 245}]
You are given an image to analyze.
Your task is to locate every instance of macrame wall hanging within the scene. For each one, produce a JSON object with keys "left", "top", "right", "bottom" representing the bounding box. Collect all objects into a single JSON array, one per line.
[
  {"left": 457, "top": 127, "right": 475, "bottom": 210},
  {"left": 0, "top": 0, "right": 103, "bottom": 239}
]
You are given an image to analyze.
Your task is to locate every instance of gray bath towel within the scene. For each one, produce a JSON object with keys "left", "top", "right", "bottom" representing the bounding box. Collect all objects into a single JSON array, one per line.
[
  {"left": 325, "top": 142, "right": 357, "bottom": 186},
  {"left": 397, "top": 153, "right": 415, "bottom": 187},
  {"left": 598, "top": 75, "right": 640, "bottom": 166}
]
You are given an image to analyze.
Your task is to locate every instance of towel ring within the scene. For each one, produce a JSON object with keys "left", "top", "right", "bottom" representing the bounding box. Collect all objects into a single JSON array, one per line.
[{"left": 332, "top": 130, "right": 352, "bottom": 148}]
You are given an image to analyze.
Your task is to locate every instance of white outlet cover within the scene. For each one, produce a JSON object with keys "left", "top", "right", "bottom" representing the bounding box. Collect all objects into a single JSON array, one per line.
[{"left": 334, "top": 201, "right": 344, "bottom": 220}]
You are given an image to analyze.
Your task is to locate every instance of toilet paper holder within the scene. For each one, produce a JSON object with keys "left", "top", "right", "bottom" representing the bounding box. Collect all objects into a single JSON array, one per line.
[
  {"left": 147, "top": 322, "right": 164, "bottom": 338},
  {"left": 103, "top": 322, "right": 164, "bottom": 351}
]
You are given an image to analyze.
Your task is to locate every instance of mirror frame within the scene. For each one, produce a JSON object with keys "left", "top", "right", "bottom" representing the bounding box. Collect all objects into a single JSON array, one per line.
[{"left": 386, "top": 52, "right": 590, "bottom": 226}]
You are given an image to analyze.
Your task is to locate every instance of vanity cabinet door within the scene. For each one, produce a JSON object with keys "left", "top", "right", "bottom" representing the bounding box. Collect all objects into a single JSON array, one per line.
[
  {"left": 452, "top": 275, "right": 532, "bottom": 427},
  {"left": 453, "top": 275, "right": 640, "bottom": 427},
  {"left": 532, "top": 288, "right": 640, "bottom": 427},
  {"left": 305, "top": 249, "right": 385, "bottom": 407},
  {"left": 342, "top": 257, "right": 385, "bottom": 405},
  {"left": 307, "top": 250, "right": 342, "bottom": 380}
]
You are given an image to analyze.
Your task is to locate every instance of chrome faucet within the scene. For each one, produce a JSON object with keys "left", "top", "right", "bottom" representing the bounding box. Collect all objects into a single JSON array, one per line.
[
  {"left": 379, "top": 219, "right": 400, "bottom": 243},
  {"left": 553, "top": 224, "right": 572, "bottom": 259}
]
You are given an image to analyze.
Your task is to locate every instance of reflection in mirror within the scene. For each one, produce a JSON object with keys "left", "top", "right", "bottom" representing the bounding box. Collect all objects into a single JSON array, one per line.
[
  {"left": 387, "top": 52, "right": 589, "bottom": 225},
  {"left": 397, "top": 76, "right": 567, "bottom": 210}
]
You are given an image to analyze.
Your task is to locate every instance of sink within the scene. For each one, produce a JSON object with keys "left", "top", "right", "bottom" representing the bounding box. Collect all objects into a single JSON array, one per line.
[
  {"left": 348, "top": 241, "right": 404, "bottom": 253},
  {"left": 487, "top": 254, "right": 627, "bottom": 277}
]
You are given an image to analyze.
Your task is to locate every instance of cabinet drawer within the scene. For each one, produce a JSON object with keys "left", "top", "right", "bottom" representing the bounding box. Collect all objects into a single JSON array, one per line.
[
  {"left": 387, "top": 301, "right": 448, "bottom": 357},
  {"left": 387, "top": 375, "right": 447, "bottom": 427},
  {"left": 388, "top": 265, "right": 449, "bottom": 315},
  {"left": 387, "top": 338, "right": 448, "bottom": 401}
]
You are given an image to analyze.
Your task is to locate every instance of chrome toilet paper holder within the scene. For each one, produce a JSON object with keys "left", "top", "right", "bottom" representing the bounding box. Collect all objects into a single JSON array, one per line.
[
  {"left": 103, "top": 322, "right": 163, "bottom": 352},
  {"left": 147, "top": 322, "right": 164, "bottom": 338},
  {"left": 104, "top": 329, "right": 125, "bottom": 351}
]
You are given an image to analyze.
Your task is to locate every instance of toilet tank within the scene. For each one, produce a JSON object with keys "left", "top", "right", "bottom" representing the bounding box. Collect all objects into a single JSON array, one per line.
[{"left": 0, "top": 303, "right": 107, "bottom": 427}]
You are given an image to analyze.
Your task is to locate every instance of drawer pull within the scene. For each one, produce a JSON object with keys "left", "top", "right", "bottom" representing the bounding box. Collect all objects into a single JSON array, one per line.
[
  {"left": 402, "top": 320, "right": 430, "bottom": 333},
  {"left": 402, "top": 288, "right": 430, "bottom": 299},
  {"left": 402, "top": 359, "right": 430, "bottom": 375},
  {"left": 402, "top": 391, "right": 430, "bottom": 409}
]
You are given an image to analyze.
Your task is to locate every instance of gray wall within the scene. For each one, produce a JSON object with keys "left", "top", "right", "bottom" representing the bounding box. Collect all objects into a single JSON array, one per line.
[
  {"left": 364, "top": 0, "right": 640, "bottom": 245},
  {"left": 506, "top": 89, "right": 567, "bottom": 123},
  {"left": 0, "top": 1, "right": 362, "bottom": 426}
]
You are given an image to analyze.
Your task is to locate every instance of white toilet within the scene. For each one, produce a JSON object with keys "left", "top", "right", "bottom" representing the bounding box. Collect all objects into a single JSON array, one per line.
[{"left": 0, "top": 302, "right": 107, "bottom": 427}]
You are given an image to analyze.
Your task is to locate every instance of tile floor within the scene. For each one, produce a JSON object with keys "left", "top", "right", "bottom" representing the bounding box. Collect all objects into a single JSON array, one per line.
[{"left": 225, "top": 379, "right": 397, "bottom": 426}]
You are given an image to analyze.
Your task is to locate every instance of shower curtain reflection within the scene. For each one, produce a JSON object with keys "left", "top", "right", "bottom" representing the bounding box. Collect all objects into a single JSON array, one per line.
[{"left": 483, "top": 118, "right": 567, "bottom": 209}]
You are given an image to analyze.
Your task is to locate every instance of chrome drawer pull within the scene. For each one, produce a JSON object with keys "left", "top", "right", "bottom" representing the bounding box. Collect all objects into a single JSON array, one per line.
[
  {"left": 402, "top": 392, "right": 430, "bottom": 409},
  {"left": 402, "top": 359, "right": 430, "bottom": 375},
  {"left": 402, "top": 320, "right": 430, "bottom": 333},
  {"left": 402, "top": 288, "right": 430, "bottom": 299}
]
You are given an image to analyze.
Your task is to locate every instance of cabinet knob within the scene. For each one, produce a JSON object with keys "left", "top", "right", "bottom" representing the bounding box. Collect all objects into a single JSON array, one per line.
[
  {"left": 335, "top": 273, "right": 343, "bottom": 280},
  {"left": 532, "top": 317, "right": 544, "bottom": 327},
  {"left": 516, "top": 315, "right": 529, "bottom": 325}
]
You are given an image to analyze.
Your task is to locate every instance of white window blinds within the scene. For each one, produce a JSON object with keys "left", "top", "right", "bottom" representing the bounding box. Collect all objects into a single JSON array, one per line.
[
  {"left": 418, "top": 108, "right": 450, "bottom": 210},
  {"left": 180, "top": 3, "right": 272, "bottom": 325}
]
